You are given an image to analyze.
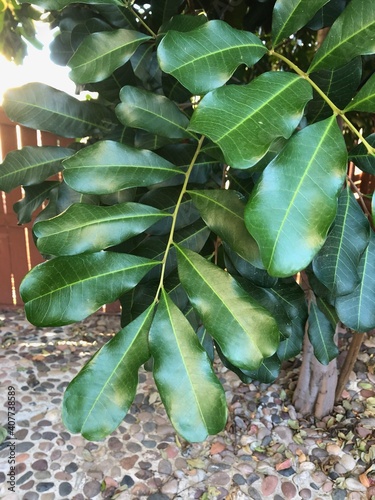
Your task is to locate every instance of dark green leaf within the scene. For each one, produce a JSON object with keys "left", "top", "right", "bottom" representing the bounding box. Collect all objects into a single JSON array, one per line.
[
  {"left": 116, "top": 86, "right": 192, "bottom": 139},
  {"left": 272, "top": 0, "right": 329, "bottom": 46},
  {"left": 245, "top": 117, "right": 347, "bottom": 277},
  {"left": 335, "top": 233, "right": 375, "bottom": 332},
  {"left": 188, "top": 189, "right": 262, "bottom": 267},
  {"left": 307, "top": 0, "right": 347, "bottom": 30},
  {"left": 309, "top": 0, "right": 375, "bottom": 72},
  {"left": 345, "top": 72, "right": 375, "bottom": 112},
  {"left": 157, "top": 20, "right": 267, "bottom": 94},
  {"left": 3, "top": 83, "right": 116, "bottom": 138},
  {"left": 349, "top": 134, "right": 375, "bottom": 175},
  {"left": 313, "top": 186, "right": 370, "bottom": 296},
  {"left": 14, "top": 181, "right": 60, "bottom": 224},
  {"left": 63, "top": 140, "right": 181, "bottom": 194},
  {"left": 20, "top": 252, "right": 159, "bottom": 326},
  {"left": 0, "top": 146, "right": 73, "bottom": 193},
  {"left": 63, "top": 305, "right": 153, "bottom": 440},
  {"left": 189, "top": 72, "right": 312, "bottom": 169},
  {"left": 34, "top": 202, "right": 169, "bottom": 255},
  {"left": 68, "top": 30, "right": 151, "bottom": 84},
  {"left": 19, "top": 0, "right": 123, "bottom": 10},
  {"left": 308, "top": 303, "right": 338, "bottom": 365},
  {"left": 307, "top": 58, "right": 362, "bottom": 122},
  {"left": 176, "top": 245, "right": 280, "bottom": 371},
  {"left": 246, "top": 353, "right": 281, "bottom": 384},
  {"left": 149, "top": 290, "right": 227, "bottom": 442}
]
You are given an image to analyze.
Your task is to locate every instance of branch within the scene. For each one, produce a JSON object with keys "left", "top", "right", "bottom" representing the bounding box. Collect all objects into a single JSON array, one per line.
[{"left": 269, "top": 50, "right": 375, "bottom": 156}]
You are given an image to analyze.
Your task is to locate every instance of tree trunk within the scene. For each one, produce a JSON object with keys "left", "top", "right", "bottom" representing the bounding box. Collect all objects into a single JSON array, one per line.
[{"left": 293, "top": 327, "right": 338, "bottom": 418}]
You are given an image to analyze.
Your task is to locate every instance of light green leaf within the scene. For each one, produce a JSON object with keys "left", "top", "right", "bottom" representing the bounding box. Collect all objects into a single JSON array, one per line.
[
  {"left": 149, "top": 290, "right": 227, "bottom": 442},
  {"left": 14, "top": 181, "right": 60, "bottom": 224},
  {"left": 308, "top": 303, "right": 338, "bottom": 365},
  {"left": 345, "top": 73, "right": 375, "bottom": 112},
  {"left": 63, "top": 140, "right": 181, "bottom": 195},
  {"left": 68, "top": 30, "right": 151, "bottom": 84},
  {"left": 335, "top": 233, "right": 375, "bottom": 332},
  {"left": 116, "top": 86, "right": 191, "bottom": 139},
  {"left": 0, "top": 147, "right": 73, "bottom": 193},
  {"left": 308, "top": 0, "right": 375, "bottom": 72},
  {"left": 245, "top": 117, "right": 347, "bottom": 277},
  {"left": 313, "top": 186, "right": 370, "bottom": 296},
  {"left": 20, "top": 252, "right": 159, "bottom": 326},
  {"left": 188, "top": 189, "right": 262, "bottom": 267},
  {"left": 189, "top": 72, "right": 312, "bottom": 169},
  {"left": 157, "top": 19, "right": 267, "bottom": 94},
  {"left": 349, "top": 134, "right": 375, "bottom": 175},
  {"left": 63, "top": 306, "right": 153, "bottom": 440},
  {"left": 34, "top": 202, "right": 169, "bottom": 255},
  {"left": 176, "top": 245, "right": 280, "bottom": 371},
  {"left": 3, "top": 83, "right": 116, "bottom": 138},
  {"left": 19, "top": 0, "right": 122, "bottom": 9},
  {"left": 272, "top": 0, "right": 329, "bottom": 46}
]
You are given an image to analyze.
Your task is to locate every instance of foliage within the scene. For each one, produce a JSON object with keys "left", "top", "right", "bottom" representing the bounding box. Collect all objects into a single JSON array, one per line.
[{"left": 0, "top": 0, "right": 375, "bottom": 442}]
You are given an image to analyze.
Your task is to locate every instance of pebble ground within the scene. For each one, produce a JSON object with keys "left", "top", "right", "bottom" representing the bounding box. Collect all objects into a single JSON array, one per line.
[{"left": 0, "top": 309, "right": 374, "bottom": 500}]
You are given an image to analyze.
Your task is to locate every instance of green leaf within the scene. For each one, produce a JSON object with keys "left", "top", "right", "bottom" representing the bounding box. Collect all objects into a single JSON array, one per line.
[
  {"left": 189, "top": 72, "right": 312, "bottom": 169},
  {"left": 149, "top": 290, "right": 227, "bottom": 442},
  {"left": 63, "top": 305, "right": 153, "bottom": 440},
  {"left": 345, "top": 72, "right": 375, "bottom": 112},
  {"left": 188, "top": 189, "right": 262, "bottom": 267},
  {"left": 157, "top": 20, "right": 267, "bottom": 94},
  {"left": 313, "top": 186, "right": 370, "bottom": 296},
  {"left": 308, "top": 0, "right": 375, "bottom": 73},
  {"left": 307, "top": 57, "right": 362, "bottom": 122},
  {"left": 246, "top": 353, "right": 281, "bottom": 384},
  {"left": 308, "top": 303, "right": 338, "bottom": 365},
  {"left": 63, "top": 140, "right": 181, "bottom": 195},
  {"left": 68, "top": 30, "right": 151, "bottom": 84},
  {"left": 0, "top": 147, "right": 73, "bottom": 193},
  {"left": 14, "top": 181, "right": 60, "bottom": 224},
  {"left": 245, "top": 117, "right": 347, "bottom": 277},
  {"left": 116, "top": 86, "right": 191, "bottom": 139},
  {"left": 34, "top": 202, "right": 169, "bottom": 255},
  {"left": 272, "top": 0, "right": 329, "bottom": 46},
  {"left": 176, "top": 245, "right": 280, "bottom": 371},
  {"left": 335, "top": 233, "right": 375, "bottom": 332},
  {"left": 3, "top": 83, "right": 116, "bottom": 138},
  {"left": 20, "top": 252, "right": 159, "bottom": 326},
  {"left": 349, "top": 134, "right": 375, "bottom": 175}
]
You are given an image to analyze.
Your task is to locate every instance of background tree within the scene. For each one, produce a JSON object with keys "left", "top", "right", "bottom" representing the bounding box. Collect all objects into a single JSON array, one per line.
[{"left": 0, "top": 0, "right": 374, "bottom": 441}]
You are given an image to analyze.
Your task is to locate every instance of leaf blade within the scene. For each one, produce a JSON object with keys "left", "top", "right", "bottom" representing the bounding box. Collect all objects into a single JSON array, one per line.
[{"left": 308, "top": 303, "right": 338, "bottom": 365}]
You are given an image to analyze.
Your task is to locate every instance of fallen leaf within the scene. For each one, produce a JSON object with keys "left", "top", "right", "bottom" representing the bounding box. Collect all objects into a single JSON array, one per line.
[
  {"left": 276, "top": 458, "right": 292, "bottom": 471},
  {"left": 359, "top": 473, "right": 370, "bottom": 488},
  {"left": 210, "top": 442, "right": 226, "bottom": 455}
]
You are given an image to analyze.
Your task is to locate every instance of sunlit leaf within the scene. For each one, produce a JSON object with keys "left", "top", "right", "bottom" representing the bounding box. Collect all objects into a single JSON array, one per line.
[
  {"left": 245, "top": 117, "right": 347, "bottom": 277},
  {"left": 68, "top": 30, "right": 151, "bottom": 84},
  {"left": 189, "top": 72, "right": 312, "bottom": 169},
  {"left": 272, "top": 0, "right": 329, "bottom": 46},
  {"left": 158, "top": 19, "right": 267, "bottom": 94},
  {"left": 3, "top": 83, "right": 116, "bottom": 138},
  {"left": 20, "top": 252, "right": 159, "bottom": 326},
  {"left": 116, "top": 86, "right": 192, "bottom": 139},
  {"left": 63, "top": 140, "right": 181, "bottom": 194},
  {"left": 345, "top": 72, "right": 375, "bottom": 112},
  {"left": 309, "top": 0, "right": 375, "bottom": 72},
  {"left": 176, "top": 245, "right": 280, "bottom": 371},
  {"left": 63, "top": 306, "right": 153, "bottom": 440},
  {"left": 0, "top": 147, "right": 73, "bottom": 193},
  {"left": 149, "top": 290, "right": 227, "bottom": 442},
  {"left": 34, "top": 202, "right": 169, "bottom": 255}
]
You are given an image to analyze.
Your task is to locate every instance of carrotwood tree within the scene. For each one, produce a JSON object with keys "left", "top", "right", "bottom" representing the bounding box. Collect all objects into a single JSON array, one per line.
[{"left": 0, "top": 0, "right": 374, "bottom": 441}]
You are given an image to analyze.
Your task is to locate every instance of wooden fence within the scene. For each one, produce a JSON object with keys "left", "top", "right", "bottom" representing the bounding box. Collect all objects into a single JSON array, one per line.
[{"left": 0, "top": 108, "right": 373, "bottom": 312}]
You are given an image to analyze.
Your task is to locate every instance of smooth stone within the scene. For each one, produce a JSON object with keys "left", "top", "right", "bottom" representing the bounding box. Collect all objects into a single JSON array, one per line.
[
  {"left": 158, "top": 459, "right": 172, "bottom": 476},
  {"left": 247, "top": 487, "right": 262, "bottom": 500},
  {"left": 83, "top": 480, "right": 101, "bottom": 498},
  {"left": 120, "top": 475, "right": 135, "bottom": 487},
  {"left": 65, "top": 462, "right": 78, "bottom": 473},
  {"left": 247, "top": 473, "right": 260, "bottom": 485},
  {"left": 277, "top": 467, "right": 295, "bottom": 477},
  {"left": 299, "top": 488, "right": 312, "bottom": 499},
  {"left": 32, "top": 459, "right": 48, "bottom": 471},
  {"left": 142, "top": 440, "right": 156, "bottom": 448},
  {"left": 233, "top": 473, "right": 246, "bottom": 485},
  {"left": 22, "top": 494, "right": 38, "bottom": 500},
  {"left": 148, "top": 494, "right": 170, "bottom": 500},
  {"left": 345, "top": 478, "right": 367, "bottom": 492},
  {"left": 332, "top": 489, "right": 348, "bottom": 500},
  {"left": 59, "top": 482, "right": 73, "bottom": 496},
  {"left": 36, "top": 482, "right": 54, "bottom": 492},
  {"left": 16, "top": 471, "right": 33, "bottom": 485},
  {"left": 120, "top": 455, "right": 138, "bottom": 470},
  {"left": 20, "top": 480, "right": 35, "bottom": 490},
  {"left": 15, "top": 442, "right": 34, "bottom": 453},
  {"left": 161, "top": 479, "right": 178, "bottom": 495},
  {"left": 261, "top": 475, "right": 278, "bottom": 496},
  {"left": 281, "top": 481, "right": 297, "bottom": 499},
  {"left": 126, "top": 442, "right": 142, "bottom": 453},
  {"left": 34, "top": 471, "right": 51, "bottom": 480},
  {"left": 208, "top": 472, "right": 231, "bottom": 486},
  {"left": 340, "top": 454, "right": 356, "bottom": 472},
  {"left": 108, "top": 437, "right": 122, "bottom": 451}
]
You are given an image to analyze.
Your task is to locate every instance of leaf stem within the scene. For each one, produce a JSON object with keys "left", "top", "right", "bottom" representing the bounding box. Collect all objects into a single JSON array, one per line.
[
  {"left": 125, "top": 3, "right": 157, "bottom": 38},
  {"left": 269, "top": 50, "right": 375, "bottom": 155},
  {"left": 155, "top": 135, "right": 206, "bottom": 301}
]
